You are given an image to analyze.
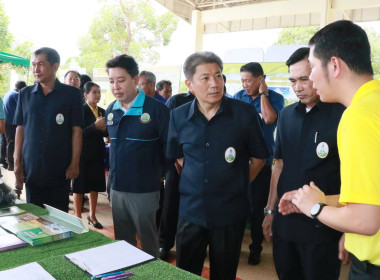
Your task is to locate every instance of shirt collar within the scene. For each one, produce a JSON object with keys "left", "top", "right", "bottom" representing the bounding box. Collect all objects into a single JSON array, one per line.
[
  {"left": 187, "top": 96, "right": 231, "bottom": 121},
  {"left": 351, "top": 79, "right": 380, "bottom": 106},
  {"left": 32, "top": 79, "right": 62, "bottom": 94},
  {"left": 112, "top": 88, "right": 145, "bottom": 116}
]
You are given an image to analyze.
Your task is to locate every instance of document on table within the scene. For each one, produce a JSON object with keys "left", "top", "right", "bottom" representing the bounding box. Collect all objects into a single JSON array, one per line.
[
  {"left": 0, "top": 262, "right": 56, "bottom": 280},
  {"left": 65, "top": 240, "right": 155, "bottom": 276}
]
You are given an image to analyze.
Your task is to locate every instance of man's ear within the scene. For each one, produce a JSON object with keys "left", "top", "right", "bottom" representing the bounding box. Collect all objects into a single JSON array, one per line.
[
  {"left": 185, "top": 79, "right": 193, "bottom": 92},
  {"left": 330, "top": 56, "right": 342, "bottom": 78}
]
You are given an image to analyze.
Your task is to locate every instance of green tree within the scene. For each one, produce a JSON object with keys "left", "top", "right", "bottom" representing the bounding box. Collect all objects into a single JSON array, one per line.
[
  {"left": 275, "top": 26, "right": 320, "bottom": 45},
  {"left": 78, "top": 0, "right": 178, "bottom": 73},
  {"left": 0, "top": 0, "right": 13, "bottom": 51},
  {"left": 275, "top": 25, "right": 380, "bottom": 75}
]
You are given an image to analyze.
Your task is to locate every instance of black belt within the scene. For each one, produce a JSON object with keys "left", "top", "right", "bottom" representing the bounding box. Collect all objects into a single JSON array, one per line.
[{"left": 351, "top": 253, "right": 380, "bottom": 276}]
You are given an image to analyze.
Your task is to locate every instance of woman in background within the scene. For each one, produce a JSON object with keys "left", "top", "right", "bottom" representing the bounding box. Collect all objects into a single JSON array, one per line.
[{"left": 73, "top": 81, "right": 107, "bottom": 228}]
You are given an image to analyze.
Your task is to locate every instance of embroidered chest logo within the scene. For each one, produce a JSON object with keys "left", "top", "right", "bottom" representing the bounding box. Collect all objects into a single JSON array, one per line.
[
  {"left": 316, "top": 142, "right": 329, "bottom": 159},
  {"left": 107, "top": 113, "right": 114, "bottom": 125},
  {"left": 140, "top": 113, "right": 151, "bottom": 124},
  {"left": 56, "top": 113, "right": 64, "bottom": 125},
  {"left": 225, "top": 147, "right": 236, "bottom": 163}
]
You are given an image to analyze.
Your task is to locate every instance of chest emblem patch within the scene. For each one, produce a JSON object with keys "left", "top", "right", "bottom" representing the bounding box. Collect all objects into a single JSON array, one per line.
[
  {"left": 56, "top": 113, "right": 64, "bottom": 125},
  {"left": 107, "top": 113, "right": 114, "bottom": 125},
  {"left": 225, "top": 147, "right": 236, "bottom": 163},
  {"left": 140, "top": 113, "right": 151, "bottom": 123},
  {"left": 316, "top": 142, "right": 329, "bottom": 159}
]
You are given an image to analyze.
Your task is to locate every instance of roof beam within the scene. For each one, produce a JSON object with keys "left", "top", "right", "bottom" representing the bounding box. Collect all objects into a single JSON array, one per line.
[{"left": 201, "top": 0, "right": 321, "bottom": 23}]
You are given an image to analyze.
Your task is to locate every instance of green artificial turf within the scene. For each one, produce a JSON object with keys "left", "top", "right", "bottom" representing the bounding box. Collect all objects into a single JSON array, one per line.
[{"left": 0, "top": 204, "right": 202, "bottom": 280}]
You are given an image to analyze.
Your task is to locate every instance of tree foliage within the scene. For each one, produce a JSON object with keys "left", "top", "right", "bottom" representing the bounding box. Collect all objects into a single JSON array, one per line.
[
  {"left": 78, "top": 0, "right": 178, "bottom": 73},
  {"left": 275, "top": 26, "right": 320, "bottom": 46},
  {"left": 275, "top": 25, "right": 380, "bottom": 75},
  {"left": 0, "top": 0, "right": 13, "bottom": 51}
]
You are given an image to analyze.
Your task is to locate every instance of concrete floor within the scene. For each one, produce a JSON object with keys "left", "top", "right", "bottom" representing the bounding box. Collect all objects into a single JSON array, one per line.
[{"left": 2, "top": 167, "right": 351, "bottom": 279}]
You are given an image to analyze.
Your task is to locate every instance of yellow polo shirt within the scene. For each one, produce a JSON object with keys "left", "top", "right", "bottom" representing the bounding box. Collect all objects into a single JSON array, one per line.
[{"left": 338, "top": 79, "right": 380, "bottom": 265}]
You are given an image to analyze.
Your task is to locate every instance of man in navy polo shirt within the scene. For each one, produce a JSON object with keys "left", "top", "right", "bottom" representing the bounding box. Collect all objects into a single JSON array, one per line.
[
  {"left": 167, "top": 51, "right": 268, "bottom": 279},
  {"left": 105, "top": 54, "right": 169, "bottom": 257},
  {"left": 233, "top": 62, "right": 284, "bottom": 265},
  {"left": 138, "top": 70, "right": 167, "bottom": 104},
  {"left": 3, "top": 81, "right": 26, "bottom": 171},
  {"left": 14, "top": 47, "right": 83, "bottom": 212}
]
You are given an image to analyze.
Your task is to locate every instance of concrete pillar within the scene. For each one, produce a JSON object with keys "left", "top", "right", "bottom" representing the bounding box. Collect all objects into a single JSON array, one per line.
[{"left": 191, "top": 10, "right": 204, "bottom": 52}]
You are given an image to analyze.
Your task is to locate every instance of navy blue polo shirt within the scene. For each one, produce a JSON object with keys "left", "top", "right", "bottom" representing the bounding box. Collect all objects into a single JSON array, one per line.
[
  {"left": 273, "top": 101, "right": 345, "bottom": 243},
  {"left": 14, "top": 80, "right": 84, "bottom": 188},
  {"left": 167, "top": 96, "right": 268, "bottom": 229},
  {"left": 233, "top": 89, "right": 284, "bottom": 165},
  {"left": 106, "top": 89, "right": 170, "bottom": 193},
  {"left": 165, "top": 91, "right": 195, "bottom": 110},
  {"left": 3, "top": 89, "right": 19, "bottom": 124}
]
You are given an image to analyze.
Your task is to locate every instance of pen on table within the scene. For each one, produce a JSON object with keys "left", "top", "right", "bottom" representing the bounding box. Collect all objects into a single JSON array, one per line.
[
  {"left": 92, "top": 270, "right": 125, "bottom": 279},
  {"left": 101, "top": 272, "right": 133, "bottom": 280},
  {"left": 102, "top": 274, "right": 132, "bottom": 280}
]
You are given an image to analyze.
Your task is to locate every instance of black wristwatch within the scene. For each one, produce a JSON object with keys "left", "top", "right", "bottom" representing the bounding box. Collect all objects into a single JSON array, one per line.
[
  {"left": 259, "top": 91, "right": 269, "bottom": 97},
  {"left": 310, "top": 203, "right": 326, "bottom": 219},
  {"left": 264, "top": 208, "right": 274, "bottom": 215}
]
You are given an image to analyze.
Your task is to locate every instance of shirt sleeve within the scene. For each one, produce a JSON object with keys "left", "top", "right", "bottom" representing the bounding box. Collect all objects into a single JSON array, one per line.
[
  {"left": 270, "top": 93, "right": 285, "bottom": 114},
  {"left": 274, "top": 113, "right": 283, "bottom": 159},
  {"left": 0, "top": 98, "right": 5, "bottom": 119},
  {"left": 70, "top": 89, "right": 85, "bottom": 127},
  {"left": 166, "top": 110, "right": 183, "bottom": 160},
  {"left": 339, "top": 114, "right": 380, "bottom": 206},
  {"left": 14, "top": 94, "right": 24, "bottom": 126},
  {"left": 247, "top": 107, "right": 269, "bottom": 159}
]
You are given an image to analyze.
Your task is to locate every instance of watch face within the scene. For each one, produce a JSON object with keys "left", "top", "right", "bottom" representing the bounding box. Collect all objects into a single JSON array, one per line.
[{"left": 311, "top": 203, "right": 321, "bottom": 217}]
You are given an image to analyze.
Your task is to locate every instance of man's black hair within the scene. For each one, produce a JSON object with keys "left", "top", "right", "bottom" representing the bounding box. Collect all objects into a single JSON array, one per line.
[
  {"left": 309, "top": 20, "right": 373, "bottom": 75},
  {"left": 106, "top": 54, "right": 139, "bottom": 78},
  {"left": 34, "top": 47, "right": 60, "bottom": 65},
  {"left": 286, "top": 47, "right": 310, "bottom": 68},
  {"left": 240, "top": 62, "right": 264, "bottom": 77}
]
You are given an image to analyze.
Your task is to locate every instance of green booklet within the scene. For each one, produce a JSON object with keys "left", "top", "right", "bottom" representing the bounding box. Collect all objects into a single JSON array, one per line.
[{"left": 17, "top": 223, "right": 73, "bottom": 246}]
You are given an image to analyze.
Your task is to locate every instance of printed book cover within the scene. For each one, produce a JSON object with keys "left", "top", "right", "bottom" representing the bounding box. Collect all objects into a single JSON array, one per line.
[
  {"left": 0, "top": 227, "right": 27, "bottom": 252},
  {"left": 0, "top": 206, "right": 26, "bottom": 217},
  {"left": 0, "top": 214, "right": 52, "bottom": 234},
  {"left": 16, "top": 223, "right": 73, "bottom": 246}
]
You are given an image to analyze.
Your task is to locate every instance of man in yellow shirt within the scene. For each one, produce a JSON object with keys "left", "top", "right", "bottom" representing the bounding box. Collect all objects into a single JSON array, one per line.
[{"left": 278, "top": 20, "right": 380, "bottom": 279}]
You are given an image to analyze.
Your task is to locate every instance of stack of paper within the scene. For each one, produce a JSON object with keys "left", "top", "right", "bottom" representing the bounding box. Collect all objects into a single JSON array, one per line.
[
  {"left": 0, "top": 227, "right": 26, "bottom": 252},
  {"left": 0, "top": 262, "right": 56, "bottom": 280},
  {"left": 65, "top": 240, "right": 155, "bottom": 277}
]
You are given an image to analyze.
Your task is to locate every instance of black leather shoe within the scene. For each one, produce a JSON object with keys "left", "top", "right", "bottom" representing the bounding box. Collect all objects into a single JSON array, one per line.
[
  {"left": 87, "top": 215, "right": 103, "bottom": 229},
  {"left": 248, "top": 252, "right": 261, "bottom": 265},
  {"left": 159, "top": 248, "right": 170, "bottom": 261}
]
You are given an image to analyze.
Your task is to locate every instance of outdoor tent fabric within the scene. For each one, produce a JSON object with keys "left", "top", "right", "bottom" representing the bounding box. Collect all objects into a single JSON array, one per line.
[{"left": 0, "top": 51, "right": 30, "bottom": 67}]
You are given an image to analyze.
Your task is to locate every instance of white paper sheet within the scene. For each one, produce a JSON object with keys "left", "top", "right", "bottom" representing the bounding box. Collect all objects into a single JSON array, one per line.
[
  {"left": 0, "top": 262, "right": 56, "bottom": 280},
  {"left": 65, "top": 240, "right": 155, "bottom": 276}
]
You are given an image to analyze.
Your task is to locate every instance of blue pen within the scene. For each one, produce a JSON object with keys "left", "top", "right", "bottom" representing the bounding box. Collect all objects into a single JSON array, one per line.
[
  {"left": 102, "top": 272, "right": 133, "bottom": 280},
  {"left": 92, "top": 270, "right": 124, "bottom": 279}
]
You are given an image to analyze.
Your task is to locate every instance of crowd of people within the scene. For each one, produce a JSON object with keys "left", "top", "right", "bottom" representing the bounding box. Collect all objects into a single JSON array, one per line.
[{"left": 0, "top": 20, "right": 379, "bottom": 280}]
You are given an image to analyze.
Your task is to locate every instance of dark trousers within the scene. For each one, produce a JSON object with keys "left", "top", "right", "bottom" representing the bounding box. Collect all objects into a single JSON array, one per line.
[
  {"left": 176, "top": 218, "right": 245, "bottom": 280},
  {"left": 156, "top": 181, "right": 165, "bottom": 229},
  {"left": 249, "top": 165, "right": 271, "bottom": 255},
  {"left": 273, "top": 233, "right": 341, "bottom": 280},
  {"left": 25, "top": 182, "right": 70, "bottom": 212},
  {"left": 159, "top": 165, "right": 180, "bottom": 249},
  {"left": 4, "top": 124, "right": 17, "bottom": 167},
  {"left": 0, "top": 133, "right": 7, "bottom": 165},
  {"left": 349, "top": 253, "right": 380, "bottom": 280}
]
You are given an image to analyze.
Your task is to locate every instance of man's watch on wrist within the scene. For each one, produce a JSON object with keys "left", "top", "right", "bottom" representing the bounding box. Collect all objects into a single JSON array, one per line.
[
  {"left": 264, "top": 208, "right": 274, "bottom": 215},
  {"left": 310, "top": 203, "right": 327, "bottom": 220},
  {"left": 259, "top": 91, "right": 269, "bottom": 97}
]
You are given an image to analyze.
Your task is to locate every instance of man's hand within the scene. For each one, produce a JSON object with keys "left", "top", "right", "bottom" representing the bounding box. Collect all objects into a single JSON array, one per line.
[
  {"left": 262, "top": 214, "right": 274, "bottom": 242},
  {"left": 14, "top": 160, "right": 24, "bottom": 188},
  {"left": 292, "top": 182, "right": 327, "bottom": 218},
  {"left": 338, "top": 234, "right": 351, "bottom": 265},
  {"left": 278, "top": 190, "right": 302, "bottom": 215},
  {"left": 66, "top": 163, "right": 79, "bottom": 180},
  {"left": 259, "top": 79, "right": 268, "bottom": 94},
  {"left": 94, "top": 117, "right": 106, "bottom": 131}
]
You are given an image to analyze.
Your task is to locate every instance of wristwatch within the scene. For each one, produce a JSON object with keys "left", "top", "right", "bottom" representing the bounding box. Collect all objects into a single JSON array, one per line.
[
  {"left": 264, "top": 208, "right": 274, "bottom": 215},
  {"left": 310, "top": 203, "right": 327, "bottom": 219},
  {"left": 259, "top": 91, "right": 269, "bottom": 97}
]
